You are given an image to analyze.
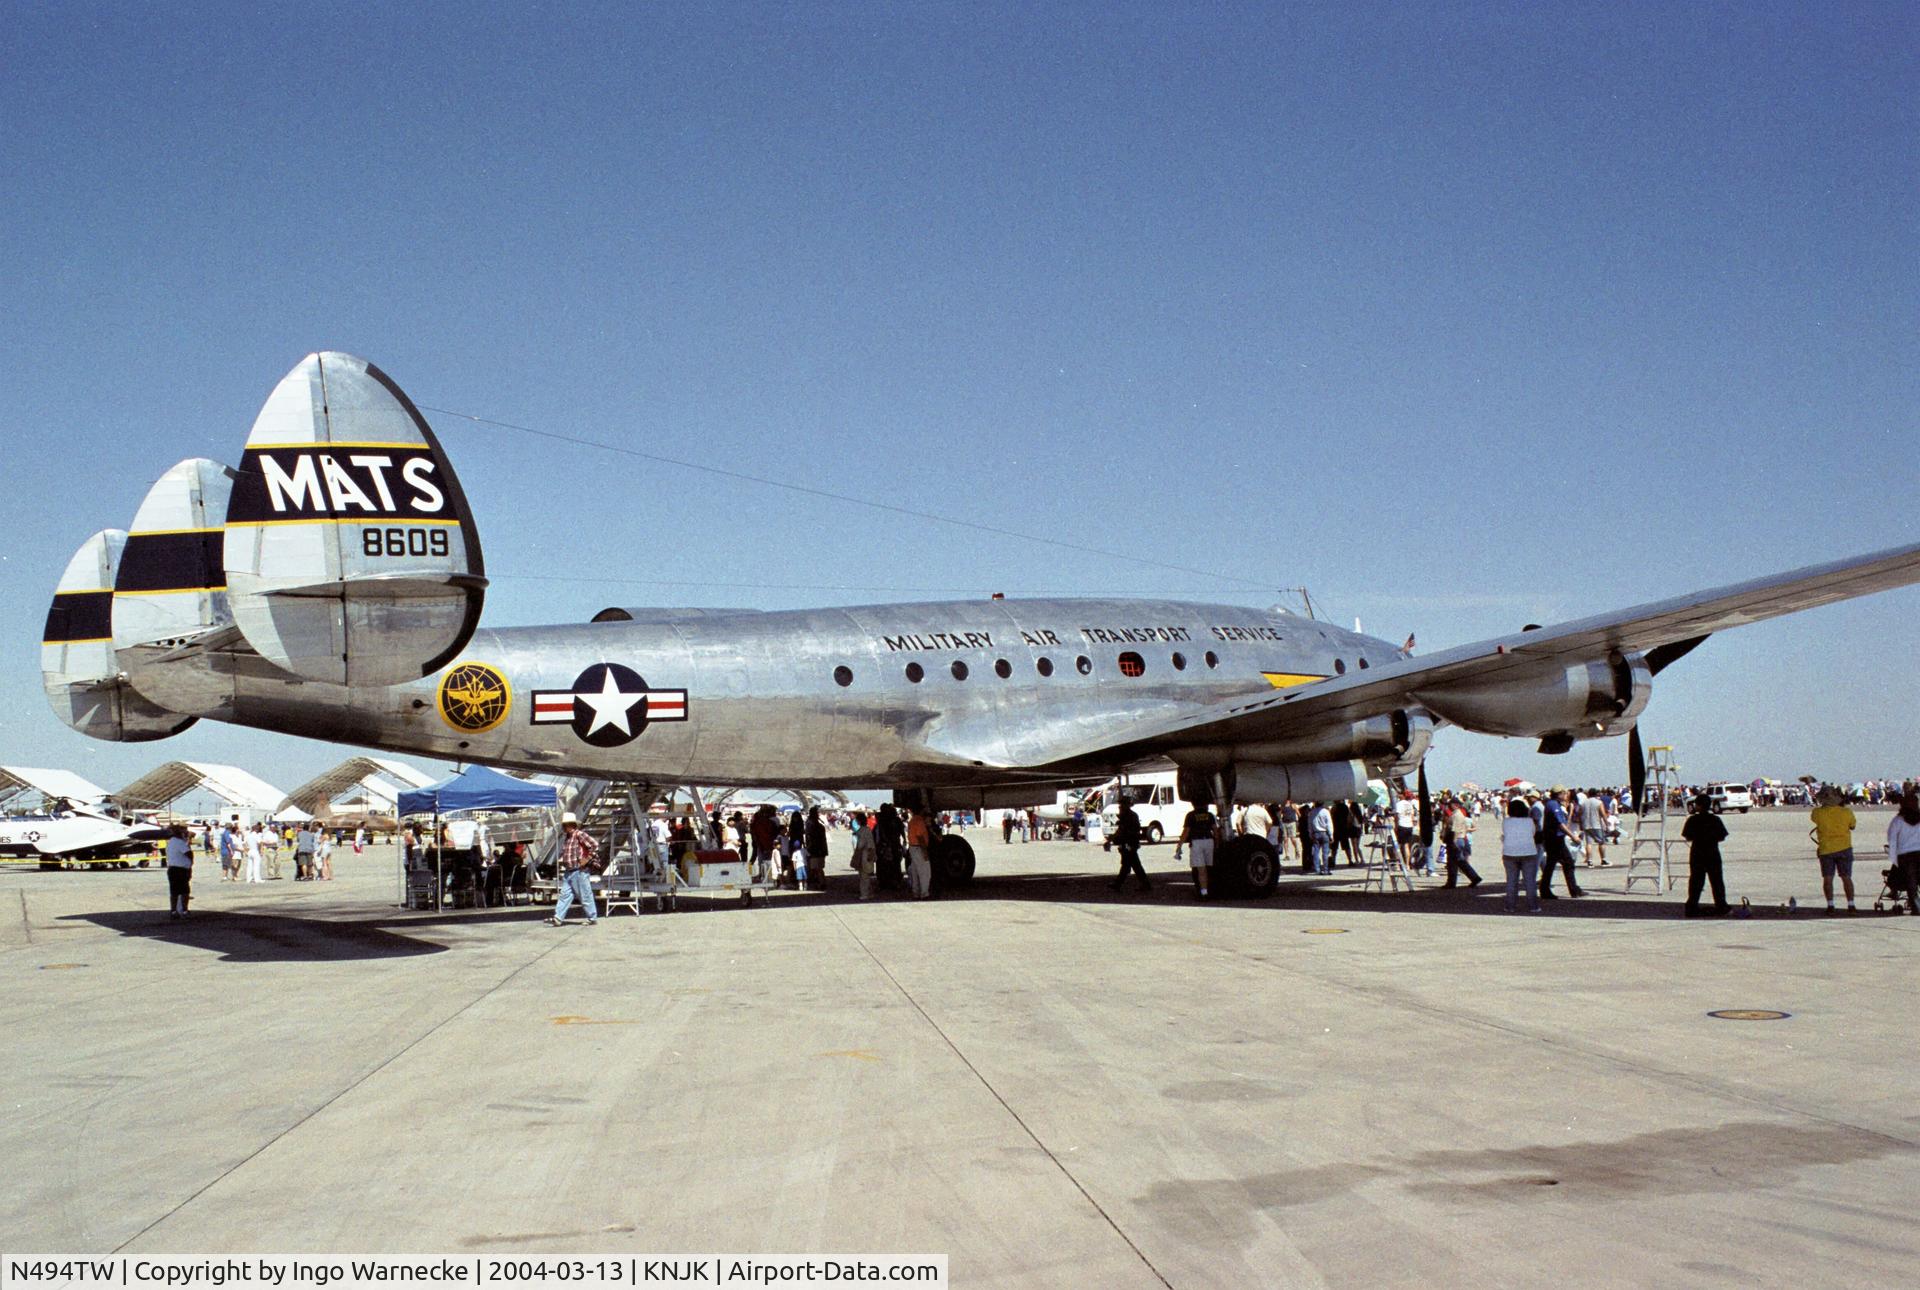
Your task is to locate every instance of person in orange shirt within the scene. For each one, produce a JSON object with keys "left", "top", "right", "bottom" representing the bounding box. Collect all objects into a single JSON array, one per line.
[{"left": 906, "top": 809, "right": 933, "bottom": 899}]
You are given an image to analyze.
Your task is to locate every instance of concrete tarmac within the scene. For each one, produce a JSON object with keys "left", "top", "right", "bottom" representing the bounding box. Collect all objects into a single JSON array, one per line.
[{"left": 3, "top": 808, "right": 1916, "bottom": 1286}]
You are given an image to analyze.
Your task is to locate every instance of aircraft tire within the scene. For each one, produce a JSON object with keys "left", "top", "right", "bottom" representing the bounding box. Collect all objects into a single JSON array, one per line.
[
  {"left": 932, "top": 835, "right": 976, "bottom": 892},
  {"left": 1146, "top": 822, "right": 1164, "bottom": 845},
  {"left": 1217, "top": 836, "right": 1280, "bottom": 899}
]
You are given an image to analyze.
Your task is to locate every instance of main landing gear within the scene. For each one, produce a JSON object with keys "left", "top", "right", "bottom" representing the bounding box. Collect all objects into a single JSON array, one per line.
[
  {"left": 905, "top": 789, "right": 976, "bottom": 896},
  {"left": 930, "top": 833, "right": 975, "bottom": 895},
  {"left": 1216, "top": 835, "right": 1280, "bottom": 898},
  {"left": 1176, "top": 766, "right": 1281, "bottom": 899}
]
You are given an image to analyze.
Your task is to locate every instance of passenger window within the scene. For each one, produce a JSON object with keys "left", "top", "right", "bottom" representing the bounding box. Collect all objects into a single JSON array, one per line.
[
  {"left": 1036, "top": 657, "right": 1054, "bottom": 677},
  {"left": 1171, "top": 652, "right": 1187, "bottom": 670},
  {"left": 951, "top": 660, "right": 970, "bottom": 681},
  {"left": 1075, "top": 655, "right": 1092, "bottom": 675},
  {"left": 833, "top": 666, "right": 853, "bottom": 687},
  {"left": 905, "top": 662, "right": 924, "bottom": 684},
  {"left": 1335, "top": 658, "right": 1346, "bottom": 675},
  {"left": 1204, "top": 651, "right": 1219, "bottom": 669},
  {"left": 994, "top": 658, "right": 1011, "bottom": 679},
  {"left": 1118, "top": 651, "right": 1145, "bottom": 677},
  {"left": 1358, "top": 657, "right": 1369, "bottom": 669}
]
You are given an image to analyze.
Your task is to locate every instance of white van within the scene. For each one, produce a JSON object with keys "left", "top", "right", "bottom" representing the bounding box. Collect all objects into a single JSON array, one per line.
[
  {"left": 1706, "top": 782, "right": 1753, "bottom": 814},
  {"left": 1099, "top": 772, "right": 1189, "bottom": 844}
]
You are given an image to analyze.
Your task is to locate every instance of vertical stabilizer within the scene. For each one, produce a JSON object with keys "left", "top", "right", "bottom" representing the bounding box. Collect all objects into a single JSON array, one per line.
[
  {"left": 43, "top": 531, "right": 197, "bottom": 741},
  {"left": 112, "top": 458, "right": 236, "bottom": 651},
  {"left": 222, "top": 352, "right": 487, "bottom": 686}
]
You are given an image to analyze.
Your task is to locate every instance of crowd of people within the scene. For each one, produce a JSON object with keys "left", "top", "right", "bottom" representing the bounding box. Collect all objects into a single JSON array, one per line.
[
  {"left": 147, "top": 777, "right": 1920, "bottom": 923},
  {"left": 148, "top": 817, "right": 372, "bottom": 918},
  {"left": 537, "top": 802, "right": 961, "bottom": 924},
  {"left": 1084, "top": 778, "right": 1920, "bottom": 918}
]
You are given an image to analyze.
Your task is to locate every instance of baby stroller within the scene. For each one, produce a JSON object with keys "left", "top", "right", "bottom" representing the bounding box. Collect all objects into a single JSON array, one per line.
[{"left": 1873, "top": 860, "right": 1914, "bottom": 914}]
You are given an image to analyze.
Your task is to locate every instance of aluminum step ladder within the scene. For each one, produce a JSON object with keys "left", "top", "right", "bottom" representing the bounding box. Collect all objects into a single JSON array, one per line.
[
  {"left": 1362, "top": 821, "right": 1418, "bottom": 892},
  {"left": 1625, "top": 745, "right": 1682, "bottom": 892}
]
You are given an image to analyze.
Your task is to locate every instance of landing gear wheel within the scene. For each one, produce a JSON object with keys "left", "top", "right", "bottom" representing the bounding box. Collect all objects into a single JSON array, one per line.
[
  {"left": 1146, "top": 822, "right": 1164, "bottom": 845},
  {"left": 929, "top": 834, "right": 975, "bottom": 895},
  {"left": 1216, "top": 836, "right": 1280, "bottom": 899}
]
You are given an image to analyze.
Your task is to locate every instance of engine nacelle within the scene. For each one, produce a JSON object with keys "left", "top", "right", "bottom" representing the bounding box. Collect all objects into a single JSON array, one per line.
[
  {"left": 1414, "top": 652, "right": 1652, "bottom": 742},
  {"left": 907, "top": 781, "right": 1106, "bottom": 814},
  {"left": 1170, "top": 759, "right": 1370, "bottom": 806},
  {"left": 1190, "top": 709, "right": 1434, "bottom": 771}
]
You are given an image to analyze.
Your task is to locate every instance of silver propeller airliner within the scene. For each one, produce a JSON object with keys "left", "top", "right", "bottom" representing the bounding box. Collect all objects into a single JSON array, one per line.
[{"left": 40, "top": 353, "right": 1920, "bottom": 894}]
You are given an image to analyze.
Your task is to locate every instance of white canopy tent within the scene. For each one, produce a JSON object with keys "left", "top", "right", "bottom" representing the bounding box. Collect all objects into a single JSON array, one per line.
[
  {"left": 277, "top": 756, "right": 438, "bottom": 816},
  {"left": 112, "top": 762, "right": 308, "bottom": 820},
  {"left": 0, "top": 766, "right": 111, "bottom": 809}
]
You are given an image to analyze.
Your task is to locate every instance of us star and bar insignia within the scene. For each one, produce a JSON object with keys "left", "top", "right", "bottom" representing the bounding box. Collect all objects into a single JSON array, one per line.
[{"left": 531, "top": 662, "right": 688, "bottom": 748}]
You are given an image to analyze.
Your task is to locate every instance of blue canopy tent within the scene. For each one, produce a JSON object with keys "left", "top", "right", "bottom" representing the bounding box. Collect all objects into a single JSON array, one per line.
[
  {"left": 397, "top": 767, "right": 558, "bottom": 910},
  {"left": 397, "top": 764, "right": 558, "bottom": 816}
]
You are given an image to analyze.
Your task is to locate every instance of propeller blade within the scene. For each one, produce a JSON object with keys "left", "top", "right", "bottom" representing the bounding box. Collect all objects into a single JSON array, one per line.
[
  {"left": 1629, "top": 726, "right": 1647, "bottom": 813},
  {"left": 1647, "top": 634, "right": 1710, "bottom": 676},
  {"left": 1417, "top": 762, "right": 1435, "bottom": 847}
]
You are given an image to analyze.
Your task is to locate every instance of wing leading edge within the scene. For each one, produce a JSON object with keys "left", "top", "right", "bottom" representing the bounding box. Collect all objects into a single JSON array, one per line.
[{"left": 1029, "top": 540, "right": 1920, "bottom": 769}]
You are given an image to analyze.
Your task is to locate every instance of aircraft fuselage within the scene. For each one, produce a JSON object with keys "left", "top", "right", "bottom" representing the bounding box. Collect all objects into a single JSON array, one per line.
[{"left": 145, "top": 598, "right": 1405, "bottom": 789}]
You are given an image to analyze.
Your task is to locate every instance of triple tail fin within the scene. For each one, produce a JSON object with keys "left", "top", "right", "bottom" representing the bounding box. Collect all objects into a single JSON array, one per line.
[
  {"left": 42, "top": 530, "right": 198, "bottom": 742},
  {"left": 222, "top": 352, "right": 487, "bottom": 686},
  {"left": 112, "top": 457, "right": 236, "bottom": 652}
]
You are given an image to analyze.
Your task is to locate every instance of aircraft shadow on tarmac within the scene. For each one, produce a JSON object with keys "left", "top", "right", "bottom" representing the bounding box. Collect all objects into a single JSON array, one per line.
[
  {"left": 721, "top": 864, "right": 1831, "bottom": 923},
  {"left": 69, "top": 910, "right": 452, "bottom": 962}
]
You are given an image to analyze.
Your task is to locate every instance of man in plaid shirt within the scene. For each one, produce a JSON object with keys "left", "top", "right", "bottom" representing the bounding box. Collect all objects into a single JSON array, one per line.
[{"left": 548, "top": 812, "right": 600, "bottom": 926}]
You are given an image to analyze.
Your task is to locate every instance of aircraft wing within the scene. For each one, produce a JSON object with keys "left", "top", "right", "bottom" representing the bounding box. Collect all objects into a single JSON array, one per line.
[
  {"left": 31, "top": 818, "right": 140, "bottom": 857},
  {"left": 1030, "top": 540, "right": 1920, "bottom": 768}
]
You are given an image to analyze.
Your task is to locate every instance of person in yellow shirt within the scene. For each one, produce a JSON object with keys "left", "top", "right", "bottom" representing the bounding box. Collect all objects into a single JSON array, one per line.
[{"left": 1809, "top": 787, "right": 1858, "bottom": 913}]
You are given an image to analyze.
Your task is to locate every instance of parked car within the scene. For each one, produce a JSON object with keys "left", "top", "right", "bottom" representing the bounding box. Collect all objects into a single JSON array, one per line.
[{"left": 1705, "top": 782, "right": 1754, "bottom": 813}]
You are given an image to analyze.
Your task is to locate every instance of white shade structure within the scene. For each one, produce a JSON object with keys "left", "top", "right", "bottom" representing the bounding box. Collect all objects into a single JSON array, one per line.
[
  {"left": 112, "top": 761, "right": 304, "bottom": 819},
  {"left": 276, "top": 756, "right": 438, "bottom": 816},
  {"left": 0, "top": 766, "right": 112, "bottom": 808}
]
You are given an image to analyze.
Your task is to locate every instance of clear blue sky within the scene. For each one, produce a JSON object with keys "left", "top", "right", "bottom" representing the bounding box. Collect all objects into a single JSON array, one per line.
[{"left": 3, "top": 1, "right": 1915, "bottom": 797}]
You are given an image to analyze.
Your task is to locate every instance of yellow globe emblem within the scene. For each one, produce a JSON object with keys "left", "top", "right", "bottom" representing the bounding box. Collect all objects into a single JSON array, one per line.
[{"left": 438, "top": 662, "right": 511, "bottom": 733}]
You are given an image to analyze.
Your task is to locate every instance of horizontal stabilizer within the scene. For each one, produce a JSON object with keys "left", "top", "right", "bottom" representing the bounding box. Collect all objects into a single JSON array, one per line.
[
  {"left": 43, "top": 530, "right": 197, "bottom": 742},
  {"left": 223, "top": 352, "right": 487, "bottom": 686}
]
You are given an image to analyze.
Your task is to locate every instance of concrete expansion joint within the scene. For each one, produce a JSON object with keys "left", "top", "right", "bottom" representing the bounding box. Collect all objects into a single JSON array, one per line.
[
  {"left": 828, "top": 907, "right": 1174, "bottom": 1290},
  {"left": 107, "top": 933, "right": 575, "bottom": 1254}
]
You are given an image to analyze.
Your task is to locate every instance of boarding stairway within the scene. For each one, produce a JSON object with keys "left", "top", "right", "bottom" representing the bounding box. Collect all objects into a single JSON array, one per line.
[
  {"left": 1624, "top": 745, "right": 1682, "bottom": 893},
  {"left": 527, "top": 778, "right": 669, "bottom": 910}
]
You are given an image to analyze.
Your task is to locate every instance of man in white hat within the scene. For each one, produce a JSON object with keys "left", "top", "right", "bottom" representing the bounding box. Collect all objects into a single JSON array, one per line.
[{"left": 548, "top": 812, "right": 600, "bottom": 926}]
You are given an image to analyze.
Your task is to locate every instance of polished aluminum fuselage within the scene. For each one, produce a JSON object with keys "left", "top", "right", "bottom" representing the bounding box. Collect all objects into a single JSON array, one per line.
[{"left": 174, "top": 599, "right": 1403, "bottom": 788}]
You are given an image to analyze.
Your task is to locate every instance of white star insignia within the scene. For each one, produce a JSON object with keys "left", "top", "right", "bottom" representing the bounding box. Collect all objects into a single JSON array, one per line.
[{"left": 576, "top": 668, "right": 644, "bottom": 736}]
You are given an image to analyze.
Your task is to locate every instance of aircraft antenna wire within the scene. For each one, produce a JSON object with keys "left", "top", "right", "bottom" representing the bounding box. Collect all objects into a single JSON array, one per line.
[
  {"left": 488, "top": 572, "right": 1261, "bottom": 597},
  {"left": 420, "top": 404, "right": 1280, "bottom": 593}
]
